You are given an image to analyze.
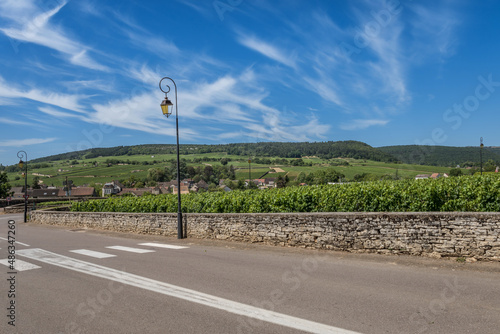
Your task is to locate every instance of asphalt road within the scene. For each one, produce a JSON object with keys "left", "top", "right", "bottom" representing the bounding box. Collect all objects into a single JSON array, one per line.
[{"left": 1, "top": 213, "right": 499, "bottom": 334}]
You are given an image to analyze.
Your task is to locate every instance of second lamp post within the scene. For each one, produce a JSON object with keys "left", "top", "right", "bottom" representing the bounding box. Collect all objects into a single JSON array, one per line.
[
  {"left": 159, "top": 77, "right": 184, "bottom": 239},
  {"left": 17, "top": 150, "right": 28, "bottom": 222}
]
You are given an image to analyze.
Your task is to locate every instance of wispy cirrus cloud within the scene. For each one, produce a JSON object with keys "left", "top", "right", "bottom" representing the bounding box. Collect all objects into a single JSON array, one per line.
[
  {"left": 238, "top": 34, "right": 297, "bottom": 69},
  {"left": 0, "top": 117, "right": 35, "bottom": 126},
  {"left": 0, "top": 76, "right": 85, "bottom": 113},
  {"left": 89, "top": 63, "right": 329, "bottom": 142},
  {"left": 408, "top": 3, "right": 461, "bottom": 61},
  {"left": 0, "top": 0, "right": 109, "bottom": 71},
  {"left": 38, "top": 107, "right": 85, "bottom": 120},
  {"left": 0, "top": 137, "right": 57, "bottom": 147},
  {"left": 340, "top": 119, "right": 389, "bottom": 131},
  {"left": 125, "top": 31, "right": 180, "bottom": 58}
]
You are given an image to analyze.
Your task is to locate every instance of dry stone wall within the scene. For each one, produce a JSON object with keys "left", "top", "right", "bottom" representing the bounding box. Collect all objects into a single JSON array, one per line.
[{"left": 30, "top": 211, "right": 500, "bottom": 261}]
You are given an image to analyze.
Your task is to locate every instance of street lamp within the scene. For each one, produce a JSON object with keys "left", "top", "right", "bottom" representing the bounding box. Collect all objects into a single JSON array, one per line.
[
  {"left": 17, "top": 150, "right": 28, "bottom": 222},
  {"left": 159, "top": 77, "right": 183, "bottom": 239}
]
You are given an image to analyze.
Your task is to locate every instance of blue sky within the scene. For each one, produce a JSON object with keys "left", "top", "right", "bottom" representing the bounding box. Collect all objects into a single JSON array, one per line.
[{"left": 1, "top": 0, "right": 500, "bottom": 165}]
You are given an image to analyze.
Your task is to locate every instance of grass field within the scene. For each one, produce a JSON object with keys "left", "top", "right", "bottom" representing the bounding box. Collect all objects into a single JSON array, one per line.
[{"left": 6, "top": 152, "right": 454, "bottom": 188}]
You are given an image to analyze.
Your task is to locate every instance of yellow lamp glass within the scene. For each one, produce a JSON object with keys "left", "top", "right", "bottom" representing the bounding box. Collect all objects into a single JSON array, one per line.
[
  {"left": 18, "top": 160, "right": 24, "bottom": 169},
  {"left": 161, "top": 97, "right": 173, "bottom": 117}
]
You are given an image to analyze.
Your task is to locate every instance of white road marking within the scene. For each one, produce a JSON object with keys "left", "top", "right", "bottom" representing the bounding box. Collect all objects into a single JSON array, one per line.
[
  {"left": 17, "top": 248, "right": 362, "bottom": 334},
  {"left": 0, "top": 258, "right": 41, "bottom": 271},
  {"left": 105, "top": 246, "right": 155, "bottom": 253},
  {"left": 70, "top": 249, "right": 116, "bottom": 259},
  {"left": 0, "top": 237, "right": 30, "bottom": 247},
  {"left": 138, "top": 243, "right": 189, "bottom": 249}
]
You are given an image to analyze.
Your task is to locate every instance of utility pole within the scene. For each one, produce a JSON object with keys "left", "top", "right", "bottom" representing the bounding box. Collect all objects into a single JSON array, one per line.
[{"left": 64, "top": 177, "right": 72, "bottom": 201}]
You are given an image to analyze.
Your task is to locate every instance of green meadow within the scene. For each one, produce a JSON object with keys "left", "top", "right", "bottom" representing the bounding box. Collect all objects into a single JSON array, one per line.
[{"left": 6, "top": 152, "right": 452, "bottom": 188}]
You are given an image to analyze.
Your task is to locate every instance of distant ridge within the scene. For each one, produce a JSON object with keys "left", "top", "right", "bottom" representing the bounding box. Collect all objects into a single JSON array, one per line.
[
  {"left": 379, "top": 145, "right": 500, "bottom": 166},
  {"left": 30, "top": 141, "right": 396, "bottom": 164},
  {"left": 27, "top": 142, "right": 500, "bottom": 167}
]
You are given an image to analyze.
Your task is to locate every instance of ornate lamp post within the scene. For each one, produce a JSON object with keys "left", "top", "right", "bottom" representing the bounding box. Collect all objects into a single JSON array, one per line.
[
  {"left": 17, "top": 150, "right": 28, "bottom": 222},
  {"left": 159, "top": 77, "right": 183, "bottom": 239}
]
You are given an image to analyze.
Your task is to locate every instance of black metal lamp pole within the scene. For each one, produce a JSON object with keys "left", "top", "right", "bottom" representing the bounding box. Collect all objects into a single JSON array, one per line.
[
  {"left": 17, "top": 150, "right": 28, "bottom": 222},
  {"left": 159, "top": 77, "right": 183, "bottom": 239}
]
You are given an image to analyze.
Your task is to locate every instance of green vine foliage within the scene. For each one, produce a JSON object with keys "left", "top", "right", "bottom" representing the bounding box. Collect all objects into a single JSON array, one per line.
[{"left": 71, "top": 175, "right": 500, "bottom": 213}]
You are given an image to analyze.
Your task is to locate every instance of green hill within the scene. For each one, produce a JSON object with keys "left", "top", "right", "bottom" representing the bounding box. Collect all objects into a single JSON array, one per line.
[
  {"left": 379, "top": 145, "right": 500, "bottom": 167},
  {"left": 31, "top": 141, "right": 397, "bottom": 164}
]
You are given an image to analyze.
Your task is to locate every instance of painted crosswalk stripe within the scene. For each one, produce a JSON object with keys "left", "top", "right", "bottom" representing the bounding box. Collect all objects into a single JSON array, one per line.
[
  {"left": 17, "top": 248, "right": 362, "bottom": 334},
  {"left": 0, "top": 237, "right": 30, "bottom": 247},
  {"left": 70, "top": 249, "right": 116, "bottom": 259},
  {"left": 0, "top": 259, "right": 41, "bottom": 271},
  {"left": 105, "top": 246, "right": 155, "bottom": 253},
  {"left": 138, "top": 243, "right": 188, "bottom": 250}
]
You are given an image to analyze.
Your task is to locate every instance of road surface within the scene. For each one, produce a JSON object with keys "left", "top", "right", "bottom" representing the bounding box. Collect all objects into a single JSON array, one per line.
[{"left": 1, "top": 213, "right": 499, "bottom": 333}]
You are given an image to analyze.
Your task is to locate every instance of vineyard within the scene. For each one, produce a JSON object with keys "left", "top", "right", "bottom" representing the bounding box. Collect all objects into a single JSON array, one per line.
[{"left": 71, "top": 175, "right": 500, "bottom": 213}]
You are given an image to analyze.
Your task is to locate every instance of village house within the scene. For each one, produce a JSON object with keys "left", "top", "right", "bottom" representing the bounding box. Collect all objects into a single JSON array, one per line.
[
  {"left": 102, "top": 180, "right": 123, "bottom": 196},
  {"left": 69, "top": 187, "right": 97, "bottom": 198},
  {"left": 11, "top": 186, "right": 26, "bottom": 198},
  {"left": 31, "top": 189, "right": 62, "bottom": 198}
]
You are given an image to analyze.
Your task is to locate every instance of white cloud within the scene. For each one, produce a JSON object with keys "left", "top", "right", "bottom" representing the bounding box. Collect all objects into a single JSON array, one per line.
[
  {"left": 0, "top": 76, "right": 85, "bottom": 113},
  {"left": 0, "top": 117, "right": 34, "bottom": 126},
  {"left": 63, "top": 80, "right": 115, "bottom": 93},
  {"left": 409, "top": 4, "right": 460, "bottom": 59},
  {"left": 88, "top": 67, "right": 329, "bottom": 143},
  {"left": 126, "top": 31, "right": 179, "bottom": 58},
  {"left": 0, "top": 0, "right": 109, "bottom": 71},
  {"left": 238, "top": 34, "right": 297, "bottom": 69},
  {"left": 304, "top": 76, "right": 343, "bottom": 106},
  {"left": 38, "top": 107, "right": 84, "bottom": 119},
  {"left": 89, "top": 90, "right": 199, "bottom": 140},
  {"left": 340, "top": 119, "right": 389, "bottom": 131},
  {"left": 0, "top": 137, "right": 57, "bottom": 147}
]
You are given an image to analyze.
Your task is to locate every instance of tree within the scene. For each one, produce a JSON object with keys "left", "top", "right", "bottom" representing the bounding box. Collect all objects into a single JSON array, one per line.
[
  {"left": 32, "top": 176, "right": 41, "bottom": 189},
  {"left": 237, "top": 179, "right": 246, "bottom": 190},
  {"left": 203, "top": 166, "right": 214, "bottom": 181},
  {"left": 229, "top": 165, "right": 236, "bottom": 179},
  {"left": 309, "top": 168, "right": 344, "bottom": 184},
  {"left": 147, "top": 168, "right": 168, "bottom": 182},
  {"left": 0, "top": 172, "right": 12, "bottom": 198},
  {"left": 220, "top": 158, "right": 229, "bottom": 166},
  {"left": 167, "top": 160, "right": 188, "bottom": 180},
  {"left": 449, "top": 168, "right": 463, "bottom": 177},
  {"left": 297, "top": 172, "right": 307, "bottom": 183},
  {"left": 484, "top": 159, "right": 496, "bottom": 172},
  {"left": 187, "top": 166, "right": 196, "bottom": 178},
  {"left": 89, "top": 182, "right": 103, "bottom": 197},
  {"left": 247, "top": 180, "right": 258, "bottom": 189},
  {"left": 276, "top": 176, "right": 286, "bottom": 188}
]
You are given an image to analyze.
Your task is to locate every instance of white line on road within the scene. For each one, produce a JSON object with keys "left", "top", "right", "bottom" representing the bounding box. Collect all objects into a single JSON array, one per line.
[
  {"left": 138, "top": 243, "right": 189, "bottom": 249},
  {"left": 0, "top": 258, "right": 41, "bottom": 271},
  {"left": 70, "top": 249, "right": 116, "bottom": 259},
  {"left": 0, "top": 237, "right": 30, "bottom": 247},
  {"left": 17, "top": 248, "right": 362, "bottom": 334},
  {"left": 105, "top": 246, "right": 155, "bottom": 253}
]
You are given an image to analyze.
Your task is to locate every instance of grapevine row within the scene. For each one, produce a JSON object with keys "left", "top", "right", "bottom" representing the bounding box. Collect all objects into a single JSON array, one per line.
[{"left": 71, "top": 175, "right": 500, "bottom": 213}]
